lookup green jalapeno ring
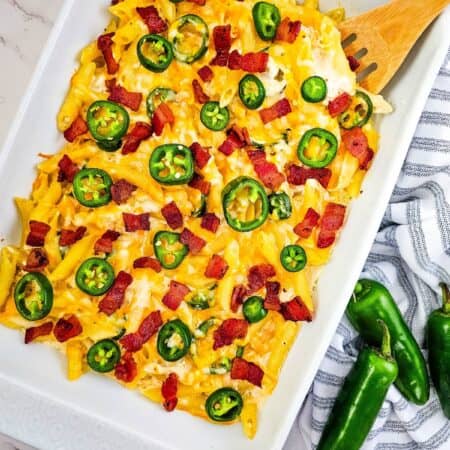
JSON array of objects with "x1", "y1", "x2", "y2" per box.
[
  {"x1": 157, "y1": 319, "x2": 192, "y2": 362},
  {"x1": 200, "y1": 102, "x2": 230, "y2": 132},
  {"x1": 297, "y1": 128, "x2": 338, "y2": 169},
  {"x1": 137, "y1": 34, "x2": 174, "y2": 73},
  {"x1": 280, "y1": 245, "x2": 307, "y2": 272},
  {"x1": 153, "y1": 231, "x2": 188, "y2": 270},
  {"x1": 75, "y1": 258, "x2": 115, "y2": 296},
  {"x1": 338, "y1": 91, "x2": 373, "y2": 130},
  {"x1": 206, "y1": 388, "x2": 243, "y2": 422},
  {"x1": 87, "y1": 339, "x2": 121, "y2": 373},
  {"x1": 268, "y1": 192, "x2": 292, "y2": 220},
  {"x1": 73, "y1": 168, "x2": 113, "y2": 208},
  {"x1": 146, "y1": 87, "x2": 177, "y2": 118},
  {"x1": 243, "y1": 296, "x2": 268, "y2": 323},
  {"x1": 252, "y1": 2, "x2": 281, "y2": 41},
  {"x1": 187, "y1": 285, "x2": 216, "y2": 310},
  {"x1": 96, "y1": 139, "x2": 122, "y2": 152},
  {"x1": 14, "y1": 272, "x2": 53, "y2": 321},
  {"x1": 301, "y1": 76, "x2": 327, "y2": 103},
  {"x1": 239, "y1": 74, "x2": 266, "y2": 110}
]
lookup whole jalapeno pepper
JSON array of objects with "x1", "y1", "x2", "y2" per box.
[
  {"x1": 347, "y1": 279, "x2": 430, "y2": 405},
  {"x1": 14, "y1": 272, "x2": 53, "y2": 321},
  {"x1": 153, "y1": 231, "x2": 188, "y2": 270},
  {"x1": 301, "y1": 76, "x2": 327, "y2": 103},
  {"x1": 157, "y1": 319, "x2": 192, "y2": 361},
  {"x1": 149, "y1": 144, "x2": 194, "y2": 185},
  {"x1": 146, "y1": 87, "x2": 177, "y2": 118},
  {"x1": 137, "y1": 34, "x2": 174, "y2": 73},
  {"x1": 200, "y1": 102, "x2": 230, "y2": 132},
  {"x1": 268, "y1": 192, "x2": 292, "y2": 220},
  {"x1": 297, "y1": 128, "x2": 338, "y2": 168},
  {"x1": 75, "y1": 258, "x2": 115, "y2": 296},
  {"x1": 243, "y1": 296, "x2": 267, "y2": 323},
  {"x1": 338, "y1": 91, "x2": 373, "y2": 130},
  {"x1": 252, "y1": 2, "x2": 281, "y2": 41},
  {"x1": 87, "y1": 339, "x2": 121, "y2": 373},
  {"x1": 73, "y1": 168, "x2": 113, "y2": 208},
  {"x1": 239, "y1": 74, "x2": 266, "y2": 110},
  {"x1": 280, "y1": 245, "x2": 307, "y2": 272},
  {"x1": 317, "y1": 321, "x2": 398, "y2": 450},
  {"x1": 205, "y1": 387, "x2": 243, "y2": 422}
]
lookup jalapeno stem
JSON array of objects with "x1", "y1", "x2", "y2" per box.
[{"x1": 439, "y1": 283, "x2": 450, "y2": 314}]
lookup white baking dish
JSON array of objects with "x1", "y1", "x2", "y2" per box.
[{"x1": 0, "y1": 1, "x2": 449, "y2": 449}]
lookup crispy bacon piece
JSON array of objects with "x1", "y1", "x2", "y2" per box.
[
  {"x1": 63, "y1": 116, "x2": 88, "y2": 143},
  {"x1": 136, "y1": 6, "x2": 167, "y2": 33},
  {"x1": 198, "y1": 66, "x2": 214, "y2": 82},
  {"x1": 122, "y1": 122, "x2": 152, "y2": 155},
  {"x1": 23, "y1": 248, "x2": 49, "y2": 272},
  {"x1": 347, "y1": 55, "x2": 360, "y2": 72},
  {"x1": 54, "y1": 315, "x2": 83, "y2": 342},
  {"x1": 286, "y1": 163, "x2": 332, "y2": 189},
  {"x1": 248, "y1": 264, "x2": 276, "y2": 292},
  {"x1": 259, "y1": 98, "x2": 292, "y2": 124},
  {"x1": 280, "y1": 296, "x2": 312, "y2": 322},
  {"x1": 317, "y1": 203, "x2": 346, "y2": 248},
  {"x1": 204, "y1": 255, "x2": 228, "y2": 280},
  {"x1": 328, "y1": 92, "x2": 352, "y2": 117},
  {"x1": 152, "y1": 103, "x2": 175, "y2": 136},
  {"x1": 123, "y1": 213, "x2": 150, "y2": 232},
  {"x1": 342, "y1": 127, "x2": 374, "y2": 170},
  {"x1": 231, "y1": 357, "x2": 264, "y2": 387},
  {"x1": 133, "y1": 257, "x2": 162, "y2": 273},
  {"x1": 59, "y1": 226, "x2": 87, "y2": 246},
  {"x1": 264, "y1": 281, "x2": 281, "y2": 311},
  {"x1": 180, "y1": 228, "x2": 206, "y2": 254},
  {"x1": 162, "y1": 201, "x2": 183, "y2": 230},
  {"x1": 94, "y1": 230, "x2": 120, "y2": 254},
  {"x1": 111, "y1": 179, "x2": 137, "y2": 205},
  {"x1": 218, "y1": 124, "x2": 251, "y2": 156},
  {"x1": 192, "y1": 80, "x2": 210, "y2": 104},
  {"x1": 228, "y1": 50, "x2": 242, "y2": 70},
  {"x1": 294, "y1": 208, "x2": 320, "y2": 239},
  {"x1": 57, "y1": 154, "x2": 79, "y2": 183},
  {"x1": 97, "y1": 32, "x2": 119, "y2": 75},
  {"x1": 98, "y1": 271, "x2": 133, "y2": 315},
  {"x1": 162, "y1": 280, "x2": 190, "y2": 310},
  {"x1": 120, "y1": 310, "x2": 162, "y2": 352},
  {"x1": 188, "y1": 173, "x2": 211, "y2": 195},
  {"x1": 25, "y1": 322, "x2": 53, "y2": 344},
  {"x1": 230, "y1": 284, "x2": 247, "y2": 312},
  {"x1": 210, "y1": 25, "x2": 231, "y2": 66},
  {"x1": 187, "y1": 0, "x2": 206, "y2": 4},
  {"x1": 201, "y1": 213, "x2": 220, "y2": 233},
  {"x1": 190, "y1": 142, "x2": 211, "y2": 169},
  {"x1": 228, "y1": 51, "x2": 269, "y2": 73},
  {"x1": 26, "y1": 221, "x2": 50, "y2": 247},
  {"x1": 213, "y1": 319, "x2": 248, "y2": 350},
  {"x1": 115, "y1": 352, "x2": 138, "y2": 383},
  {"x1": 106, "y1": 79, "x2": 142, "y2": 112},
  {"x1": 276, "y1": 18, "x2": 301, "y2": 43},
  {"x1": 162, "y1": 373, "x2": 179, "y2": 412},
  {"x1": 246, "y1": 148, "x2": 285, "y2": 190}
]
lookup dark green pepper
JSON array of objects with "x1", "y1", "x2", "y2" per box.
[
  {"x1": 205, "y1": 387, "x2": 243, "y2": 422},
  {"x1": 301, "y1": 76, "x2": 327, "y2": 103},
  {"x1": 268, "y1": 192, "x2": 292, "y2": 220},
  {"x1": 73, "y1": 168, "x2": 113, "y2": 208},
  {"x1": 146, "y1": 87, "x2": 177, "y2": 118},
  {"x1": 149, "y1": 144, "x2": 194, "y2": 185},
  {"x1": 137, "y1": 34, "x2": 173, "y2": 73},
  {"x1": 243, "y1": 296, "x2": 267, "y2": 323},
  {"x1": 153, "y1": 231, "x2": 188, "y2": 270},
  {"x1": 75, "y1": 258, "x2": 115, "y2": 296},
  {"x1": 280, "y1": 245, "x2": 307, "y2": 272},
  {"x1": 338, "y1": 91, "x2": 373, "y2": 129},
  {"x1": 209, "y1": 357, "x2": 232, "y2": 375},
  {"x1": 200, "y1": 102, "x2": 230, "y2": 131},
  {"x1": 87, "y1": 339, "x2": 121, "y2": 373},
  {"x1": 347, "y1": 279, "x2": 430, "y2": 405},
  {"x1": 14, "y1": 272, "x2": 53, "y2": 321},
  {"x1": 252, "y1": 2, "x2": 281, "y2": 41},
  {"x1": 157, "y1": 319, "x2": 192, "y2": 361},
  {"x1": 239, "y1": 74, "x2": 266, "y2": 110},
  {"x1": 297, "y1": 128, "x2": 338, "y2": 168}
]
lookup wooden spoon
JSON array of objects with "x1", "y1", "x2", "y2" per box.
[{"x1": 339, "y1": 0, "x2": 450, "y2": 93}]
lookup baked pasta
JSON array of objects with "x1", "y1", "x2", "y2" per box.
[{"x1": 0, "y1": 0, "x2": 390, "y2": 438}]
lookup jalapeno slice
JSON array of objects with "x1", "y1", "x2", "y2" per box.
[
  {"x1": 338, "y1": 90, "x2": 373, "y2": 129},
  {"x1": 146, "y1": 87, "x2": 177, "y2": 117},
  {"x1": 186, "y1": 285, "x2": 216, "y2": 310},
  {"x1": 195, "y1": 317, "x2": 217, "y2": 338},
  {"x1": 137, "y1": 34, "x2": 173, "y2": 73},
  {"x1": 87, "y1": 339, "x2": 121, "y2": 373},
  {"x1": 301, "y1": 76, "x2": 327, "y2": 103},
  {"x1": 222, "y1": 176, "x2": 269, "y2": 232},
  {"x1": 280, "y1": 245, "x2": 307, "y2": 272},
  {"x1": 14, "y1": 273, "x2": 53, "y2": 321},
  {"x1": 200, "y1": 102, "x2": 230, "y2": 132},
  {"x1": 268, "y1": 192, "x2": 292, "y2": 220},
  {"x1": 149, "y1": 144, "x2": 194, "y2": 185},
  {"x1": 73, "y1": 168, "x2": 113, "y2": 208},
  {"x1": 206, "y1": 388, "x2": 243, "y2": 422},
  {"x1": 75, "y1": 258, "x2": 115, "y2": 296},
  {"x1": 252, "y1": 2, "x2": 281, "y2": 41},
  {"x1": 191, "y1": 193, "x2": 207, "y2": 218},
  {"x1": 153, "y1": 231, "x2": 188, "y2": 270},
  {"x1": 239, "y1": 74, "x2": 266, "y2": 110},
  {"x1": 157, "y1": 319, "x2": 192, "y2": 361},
  {"x1": 243, "y1": 296, "x2": 268, "y2": 323},
  {"x1": 297, "y1": 128, "x2": 338, "y2": 168},
  {"x1": 168, "y1": 14, "x2": 209, "y2": 64}
]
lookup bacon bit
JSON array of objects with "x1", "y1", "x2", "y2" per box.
[
  {"x1": 23, "y1": 248, "x2": 49, "y2": 272},
  {"x1": 120, "y1": 310, "x2": 162, "y2": 352},
  {"x1": 342, "y1": 128, "x2": 374, "y2": 170},
  {"x1": 227, "y1": 51, "x2": 269, "y2": 72},
  {"x1": 188, "y1": 173, "x2": 211, "y2": 195},
  {"x1": 115, "y1": 352, "x2": 138, "y2": 383},
  {"x1": 201, "y1": 213, "x2": 220, "y2": 233},
  {"x1": 57, "y1": 154, "x2": 79, "y2": 183},
  {"x1": 162, "y1": 280, "x2": 190, "y2": 310},
  {"x1": 248, "y1": 264, "x2": 276, "y2": 292},
  {"x1": 162, "y1": 201, "x2": 183, "y2": 230},
  {"x1": 198, "y1": 66, "x2": 214, "y2": 82},
  {"x1": 281, "y1": 296, "x2": 312, "y2": 322},
  {"x1": 106, "y1": 79, "x2": 142, "y2": 112},
  {"x1": 94, "y1": 230, "x2": 120, "y2": 254},
  {"x1": 317, "y1": 203, "x2": 346, "y2": 248},
  {"x1": 190, "y1": 142, "x2": 211, "y2": 169},
  {"x1": 246, "y1": 148, "x2": 285, "y2": 190},
  {"x1": 54, "y1": 315, "x2": 83, "y2": 342},
  {"x1": 97, "y1": 32, "x2": 119, "y2": 75},
  {"x1": 192, "y1": 79, "x2": 210, "y2": 104},
  {"x1": 63, "y1": 116, "x2": 88, "y2": 143},
  {"x1": 286, "y1": 163, "x2": 332, "y2": 189},
  {"x1": 133, "y1": 257, "x2": 162, "y2": 273},
  {"x1": 328, "y1": 92, "x2": 352, "y2": 117},
  {"x1": 136, "y1": 6, "x2": 167, "y2": 33},
  {"x1": 204, "y1": 254, "x2": 228, "y2": 280},
  {"x1": 187, "y1": 0, "x2": 206, "y2": 4},
  {"x1": 294, "y1": 208, "x2": 320, "y2": 239},
  {"x1": 218, "y1": 124, "x2": 251, "y2": 156},
  {"x1": 230, "y1": 284, "x2": 247, "y2": 312},
  {"x1": 122, "y1": 122, "x2": 152, "y2": 155},
  {"x1": 26, "y1": 221, "x2": 50, "y2": 247},
  {"x1": 264, "y1": 281, "x2": 281, "y2": 311},
  {"x1": 276, "y1": 18, "x2": 301, "y2": 43},
  {"x1": 98, "y1": 271, "x2": 133, "y2": 315},
  {"x1": 228, "y1": 50, "x2": 242, "y2": 70},
  {"x1": 180, "y1": 228, "x2": 206, "y2": 254},
  {"x1": 123, "y1": 213, "x2": 150, "y2": 232},
  {"x1": 59, "y1": 226, "x2": 87, "y2": 247},
  {"x1": 152, "y1": 103, "x2": 175, "y2": 136},
  {"x1": 162, "y1": 373, "x2": 179, "y2": 412},
  {"x1": 210, "y1": 25, "x2": 231, "y2": 66},
  {"x1": 111, "y1": 179, "x2": 137, "y2": 205},
  {"x1": 259, "y1": 98, "x2": 292, "y2": 124},
  {"x1": 213, "y1": 319, "x2": 248, "y2": 350},
  {"x1": 24, "y1": 322, "x2": 53, "y2": 344},
  {"x1": 347, "y1": 55, "x2": 360, "y2": 72},
  {"x1": 231, "y1": 357, "x2": 264, "y2": 387}
]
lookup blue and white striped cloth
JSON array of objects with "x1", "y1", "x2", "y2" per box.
[{"x1": 285, "y1": 46, "x2": 450, "y2": 449}]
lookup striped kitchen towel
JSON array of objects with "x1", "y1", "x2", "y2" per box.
[{"x1": 285, "y1": 46, "x2": 450, "y2": 450}]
